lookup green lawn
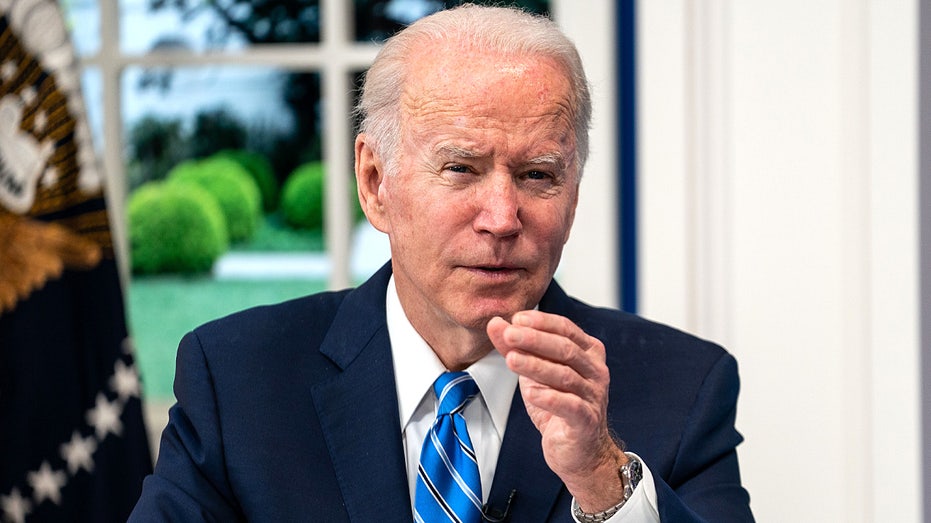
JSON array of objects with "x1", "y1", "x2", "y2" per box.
[
  {"x1": 129, "y1": 276, "x2": 327, "y2": 400},
  {"x1": 128, "y1": 276, "x2": 326, "y2": 400},
  {"x1": 127, "y1": 212, "x2": 358, "y2": 400}
]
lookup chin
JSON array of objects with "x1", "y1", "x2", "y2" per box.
[{"x1": 456, "y1": 299, "x2": 528, "y2": 328}]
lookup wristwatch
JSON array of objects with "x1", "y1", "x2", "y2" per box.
[{"x1": 572, "y1": 453, "x2": 643, "y2": 522}]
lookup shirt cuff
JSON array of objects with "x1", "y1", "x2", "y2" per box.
[{"x1": 570, "y1": 452, "x2": 660, "y2": 523}]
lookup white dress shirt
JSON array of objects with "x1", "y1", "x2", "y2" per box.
[{"x1": 385, "y1": 276, "x2": 659, "y2": 521}]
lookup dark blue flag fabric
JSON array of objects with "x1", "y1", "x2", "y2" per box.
[{"x1": 0, "y1": 1, "x2": 153, "y2": 521}]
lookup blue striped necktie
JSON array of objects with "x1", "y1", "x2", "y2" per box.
[{"x1": 414, "y1": 371, "x2": 483, "y2": 523}]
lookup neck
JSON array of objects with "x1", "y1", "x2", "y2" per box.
[
  {"x1": 424, "y1": 329, "x2": 495, "y2": 371},
  {"x1": 390, "y1": 276, "x2": 502, "y2": 371}
]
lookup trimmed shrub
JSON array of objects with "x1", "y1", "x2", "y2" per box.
[
  {"x1": 168, "y1": 157, "x2": 262, "y2": 242},
  {"x1": 215, "y1": 149, "x2": 278, "y2": 212},
  {"x1": 280, "y1": 162, "x2": 367, "y2": 231},
  {"x1": 281, "y1": 162, "x2": 325, "y2": 230},
  {"x1": 128, "y1": 182, "x2": 228, "y2": 274}
]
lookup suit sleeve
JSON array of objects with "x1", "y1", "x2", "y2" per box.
[
  {"x1": 128, "y1": 330, "x2": 243, "y2": 522},
  {"x1": 653, "y1": 352, "x2": 754, "y2": 522}
]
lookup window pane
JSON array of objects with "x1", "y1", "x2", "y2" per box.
[
  {"x1": 122, "y1": 65, "x2": 319, "y2": 189},
  {"x1": 62, "y1": 0, "x2": 101, "y2": 57},
  {"x1": 80, "y1": 68, "x2": 103, "y2": 155},
  {"x1": 119, "y1": 0, "x2": 320, "y2": 54},
  {"x1": 353, "y1": 0, "x2": 550, "y2": 42},
  {"x1": 122, "y1": 66, "x2": 326, "y2": 399}
]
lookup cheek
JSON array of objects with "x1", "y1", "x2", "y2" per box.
[
  {"x1": 528, "y1": 200, "x2": 574, "y2": 235},
  {"x1": 384, "y1": 185, "x2": 447, "y2": 248}
]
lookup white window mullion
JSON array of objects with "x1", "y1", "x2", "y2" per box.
[
  {"x1": 321, "y1": 0, "x2": 354, "y2": 289},
  {"x1": 97, "y1": 1, "x2": 129, "y2": 285}
]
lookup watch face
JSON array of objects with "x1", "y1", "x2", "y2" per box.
[
  {"x1": 629, "y1": 459, "x2": 642, "y2": 478},
  {"x1": 622, "y1": 457, "x2": 643, "y2": 493}
]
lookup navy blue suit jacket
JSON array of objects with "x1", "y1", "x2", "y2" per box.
[{"x1": 130, "y1": 264, "x2": 753, "y2": 522}]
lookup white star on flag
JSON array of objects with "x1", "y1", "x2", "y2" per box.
[
  {"x1": 86, "y1": 393, "x2": 123, "y2": 440},
  {"x1": 60, "y1": 431, "x2": 97, "y2": 475},
  {"x1": 1, "y1": 488, "x2": 31, "y2": 523},
  {"x1": 27, "y1": 462, "x2": 66, "y2": 505},
  {"x1": 110, "y1": 360, "x2": 141, "y2": 402}
]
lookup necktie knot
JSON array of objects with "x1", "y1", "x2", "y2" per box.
[{"x1": 434, "y1": 371, "x2": 479, "y2": 417}]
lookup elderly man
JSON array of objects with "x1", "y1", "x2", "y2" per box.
[{"x1": 130, "y1": 5, "x2": 753, "y2": 522}]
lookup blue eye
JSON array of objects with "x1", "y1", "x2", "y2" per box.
[{"x1": 526, "y1": 171, "x2": 550, "y2": 180}]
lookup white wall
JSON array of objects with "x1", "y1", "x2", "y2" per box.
[
  {"x1": 554, "y1": 0, "x2": 619, "y2": 307},
  {"x1": 922, "y1": 2, "x2": 931, "y2": 519},
  {"x1": 637, "y1": 1, "x2": 921, "y2": 521}
]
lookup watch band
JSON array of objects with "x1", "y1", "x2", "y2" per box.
[{"x1": 572, "y1": 453, "x2": 643, "y2": 522}]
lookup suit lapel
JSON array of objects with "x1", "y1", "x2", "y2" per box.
[
  {"x1": 487, "y1": 387, "x2": 565, "y2": 522},
  {"x1": 310, "y1": 266, "x2": 413, "y2": 521}
]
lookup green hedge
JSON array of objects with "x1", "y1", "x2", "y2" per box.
[
  {"x1": 128, "y1": 182, "x2": 228, "y2": 274},
  {"x1": 168, "y1": 157, "x2": 261, "y2": 242},
  {"x1": 281, "y1": 162, "x2": 325, "y2": 230},
  {"x1": 280, "y1": 162, "x2": 366, "y2": 231},
  {"x1": 215, "y1": 149, "x2": 278, "y2": 212}
]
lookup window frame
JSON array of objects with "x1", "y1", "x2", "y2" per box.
[{"x1": 79, "y1": 0, "x2": 616, "y2": 303}]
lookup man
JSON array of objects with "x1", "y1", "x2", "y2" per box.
[{"x1": 130, "y1": 5, "x2": 753, "y2": 522}]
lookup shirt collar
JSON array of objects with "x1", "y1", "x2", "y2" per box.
[{"x1": 386, "y1": 276, "x2": 517, "y2": 438}]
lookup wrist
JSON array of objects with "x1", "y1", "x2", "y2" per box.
[
  {"x1": 572, "y1": 453, "x2": 643, "y2": 522},
  {"x1": 568, "y1": 446, "x2": 627, "y2": 512}
]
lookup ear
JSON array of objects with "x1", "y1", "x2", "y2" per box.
[{"x1": 355, "y1": 133, "x2": 390, "y2": 233}]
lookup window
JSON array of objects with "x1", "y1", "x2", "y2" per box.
[{"x1": 63, "y1": 0, "x2": 573, "y2": 410}]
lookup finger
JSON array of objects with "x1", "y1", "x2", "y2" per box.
[
  {"x1": 486, "y1": 316, "x2": 514, "y2": 356},
  {"x1": 511, "y1": 310, "x2": 601, "y2": 354},
  {"x1": 501, "y1": 315, "x2": 606, "y2": 379},
  {"x1": 506, "y1": 345, "x2": 605, "y2": 397},
  {"x1": 519, "y1": 375, "x2": 603, "y2": 428}
]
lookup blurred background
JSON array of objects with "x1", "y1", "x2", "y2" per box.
[{"x1": 10, "y1": 0, "x2": 929, "y2": 521}]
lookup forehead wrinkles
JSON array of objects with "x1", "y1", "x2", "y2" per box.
[
  {"x1": 399, "y1": 95, "x2": 577, "y2": 173},
  {"x1": 397, "y1": 50, "x2": 578, "y2": 166},
  {"x1": 402, "y1": 47, "x2": 575, "y2": 113},
  {"x1": 400, "y1": 78, "x2": 575, "y2": 134}
]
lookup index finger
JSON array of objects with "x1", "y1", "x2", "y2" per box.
[
  {"x1": 510, "y1": 310, "x2": 601, "y2": 353},
  {"x1": 487, "y1": 311, "x2": 606, "y2": 381}
]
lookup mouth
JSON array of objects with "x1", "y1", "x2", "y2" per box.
[{"x1": 465, "y1": 264, "x2": 524, "y2": 276}]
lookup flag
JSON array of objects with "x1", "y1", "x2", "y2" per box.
[{"x1": 0, "y1": 1, "x2": 153, "y2": 521}]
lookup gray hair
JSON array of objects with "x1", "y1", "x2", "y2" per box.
[{"x1": 355, "y1": 4, "x2": 592, "y2": 177}]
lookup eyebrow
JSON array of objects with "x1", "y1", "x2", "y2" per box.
[
  {"x1": 525, "y1": 152, "x2": 566, "y2": 168},
  {"x1": 434, "y1": 145, "x2": 567, "y2": 169},
  {"x1": 434, "y1": 144, "x2": 483, "y2": 159}
]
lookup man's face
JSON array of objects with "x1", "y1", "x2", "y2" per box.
[{"x1": 362, "y1": 46, "x2": 580, "y2": 337}]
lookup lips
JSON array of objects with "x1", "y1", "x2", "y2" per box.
[
  {"x1": 462, "y1": 265, "x2": 525, "y2": 279},
  {"x1": 463, "y1": 261, "x2": 522, "y2": 271}
]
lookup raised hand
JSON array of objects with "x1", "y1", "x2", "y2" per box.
[{"x1": 487, "y1": 311, "x2": 629, "y2": 512}]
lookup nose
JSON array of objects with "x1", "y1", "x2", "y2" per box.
[{"x1": 473, "y1": 174, "x2": 522, "y2": 237}]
